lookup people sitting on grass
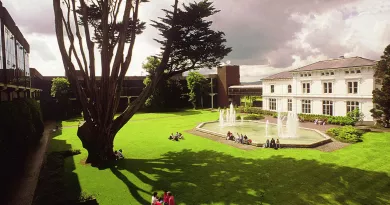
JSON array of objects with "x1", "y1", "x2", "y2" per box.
[
  {"x1": 276, "y1": 139, "x2": 280, "y2": 149},
  {"x1": 270, "y1": 138, "x2": 276, "y2": 148},
  {"x1": 115, "y1": 149, "x2": 124, "y2": 160},
  {"x1": 226, "y1": 131, "x2": 235, "y2": 141},
  {"x1": 151, "y1": 192, "x2": 160, "y2": 205},
  {"x1": 264, "y1": 139, "x2": 270, "y2": 148},
  {"x1": 163, "y1": 191, "x2": 169, "y2": 205},
  {"x1": 178, "y1": 133, "x2": 184, "y2": 139},
  {"x1": 168, "y1": 191, "x2": 175, "y2": 205},
  {"x1": 168, "y1": 132, "x2": 184, "y2": 141}
]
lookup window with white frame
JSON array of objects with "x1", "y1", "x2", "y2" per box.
[
  {"x1": 346, "y1": 101, "x2": 359, "y2": 113},
  {"x1": 288, "y1": 85, "x2": 292, "y2": 93},
  {"x1": 302, "y1": 83, "x2": 310, "y2": 93},
  {"x1": 302, "y1": 100, "x2": 311, "y2": 113},
  {"x1": 269, "y1": 98, "x2": 276, "y2": 110},
  {"x1": 323, "y1": 82, "x2": 333, "y2": 93},
  {"x1": 288, "y1": 99, "x2": 292, "y2": 111},
  {"x1": 347, "y1": 81, "x2": 358, "y2": 94},
  {"x1": 322, "y1": 100, "x2": 333, "y2": 115},
  {"x1": 270, "y1": 85, "x2": 274, "y2": 93}
]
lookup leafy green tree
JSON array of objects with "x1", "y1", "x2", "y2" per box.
[
  {"x1": 187, "y1": 71, "x2": 209, "y2": 109},
  {"x1": 53, "y1": 0, "x2": 231, "y2": 166},
  {"x1": 371, "y1": 45, "x2": 390, "y2": 127},
  {"x1": 142, "y1": 56, "x2": 187, "y2": 111},
  {"x1": 347, "y1": 108, "x2": 364, "y2": 125},
  {"x1": 51, "y1": 78, "x2": 72, "y2": 118}
]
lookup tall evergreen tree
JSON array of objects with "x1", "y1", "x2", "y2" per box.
[{"x1": 371, "y1": 45, "x2": 390, "y2": 127}]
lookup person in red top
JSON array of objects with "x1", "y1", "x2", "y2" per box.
[
  {"x1": 167, "y1": 191, "x2": 175, "y2": 205},
  {"x1": 163, "y1": 191, "x2": 169, "y2": 205}
]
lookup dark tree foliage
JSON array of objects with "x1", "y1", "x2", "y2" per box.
[
  {"x1": 371, "y1": 45, "x2": 390, "y2": 127},
  {"x1": 142, "y1": 56, "x2": 188, "y2": 111},
  {"x1": 151, "y1": 0, "x2": 232, "y2": 77},
  {"x1": 76, "y1": 1, "x2": 146, "y2": 50}
]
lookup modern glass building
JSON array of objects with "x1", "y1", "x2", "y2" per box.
[{"x1": 0, "y1": 1, "x2": 40, "y2": 101}]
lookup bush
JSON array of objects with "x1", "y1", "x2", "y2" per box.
[
  {"x1": 326, "y1": 126, "x2": 364, "y2": 143},
  {"x1": 236, "y1": 106, "x2": 358, "y2": 126},
  {"x1": 0, "y1": 98, "x2": 44, "y2": 155},
  {"x1": 243, "y1": 114, "x2": 264, "y2": 120}
]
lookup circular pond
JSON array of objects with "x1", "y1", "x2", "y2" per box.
[{"x1": 196, "y1": 121, "x2": 331, "y2": 147}]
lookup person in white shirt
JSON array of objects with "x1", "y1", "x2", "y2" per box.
[{"x1": 151, "y1": 192, "x2": 158, "y2": 205}]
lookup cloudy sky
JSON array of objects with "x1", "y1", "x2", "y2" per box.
[{"x1": 2, "y1": 0, "x2": 390, "y2": 82}]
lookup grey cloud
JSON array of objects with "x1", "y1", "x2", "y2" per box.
[
  {"x1": 207, "y1": 0, "x2": 359, "y2": 66},
  {"x1": 30, "y1": 39, "x2": 57, "y2": 61},
  {"x1": 2, "y1": 0, "x2": 54, "y2": 34}
]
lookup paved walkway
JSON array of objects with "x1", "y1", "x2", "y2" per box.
[{"x1": 6, "y1": 121, "x2": 56, "y2": 205}]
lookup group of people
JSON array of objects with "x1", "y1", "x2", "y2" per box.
[
  {"x1": 151, "y1": 191, "x2": 175, "y2": 205},
  {"x1": 264, "y1": 138, "x2": 280, "y2": 149},
  {"x1": 226, "y1": 131, "x2": 252, "y2": 145},
  {"x1": 168, "y1": 132, "x2": 184, "y2": 141},
  {"x1": 314, "y1": 119, "x2": 327, "y2": 125},
  {"x1": 114, "y1": 149, "x2": 124, "y2": 160}
]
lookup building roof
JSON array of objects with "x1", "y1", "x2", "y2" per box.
[
  {"x1": 229, "y1": 85, "x2": 262, "y2": 89},
  {"x1": 262, "y1": 71, "x2": 293, "y2": 80},
  {"x1": 293, "y1": 56, "x2": 376, "y2": 72}
]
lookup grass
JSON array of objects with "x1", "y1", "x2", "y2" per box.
[{"x1": 50, "y1": 110, "x2": 390, "y2": 205}]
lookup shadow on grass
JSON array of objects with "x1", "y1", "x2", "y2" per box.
[
  {"x1": 112, "y1": 149, "x2": 390, "y2": 205},
  {"x1": 33, "y1": 122, "x2": 88, "y2": 205}
]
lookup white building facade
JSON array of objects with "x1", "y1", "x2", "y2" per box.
[{"x1": 262, "y1": 57, "x2": 378, "y2": 122}]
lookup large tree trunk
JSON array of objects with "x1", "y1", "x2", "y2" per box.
[{"x1": 77, "y1": 121, "x2": 117, "y2": 167}]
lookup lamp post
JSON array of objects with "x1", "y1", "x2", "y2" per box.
[{"x1": 209, "y1": 78, "x2": 217, "y2": 109}]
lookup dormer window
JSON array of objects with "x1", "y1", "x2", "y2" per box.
[
  {"x1": 351, "y1": 70, "x2": 355, "y2": 74},
  {"x1": 330, "y1": 72, "x2": 334, "y2": 75},
  {"x1": 345, "y1": 71, "x2": 349, "y2": 74},
  {"x1": 356, "y1": 70, "x2": 361, "y2": 73}
]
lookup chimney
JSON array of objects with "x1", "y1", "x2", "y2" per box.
[{"x1": 339, "y1": 55, "x2": 344, "y2": 58}]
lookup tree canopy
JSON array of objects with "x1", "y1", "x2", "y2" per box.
[
  {"x1": 371, "y1": 44, "x2": 390, "y2": 127},
  {"x1": 53, "y1": 0, "x2": 231, "y2": 166},
  {"x1": 51, "y1": 77, "x2": 71, "y2": 100},
  {"x1": 187, "y1": 71, "x2": 209, "y2": 109}
]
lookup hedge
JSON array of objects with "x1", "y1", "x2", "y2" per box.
[
  {"x1": 236, "y1": 106, "x2": 357, "y2": 126},
  {"x1": 0, "y1": 98, "x2": 44, "y2": 156},
  {"x1": 326, "y1": 126, "x2": 364, "y2": 143}
]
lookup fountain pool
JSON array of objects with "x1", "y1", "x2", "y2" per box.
[{"x1": 197, "y1": 121, "x2": 330, "y2": 147}]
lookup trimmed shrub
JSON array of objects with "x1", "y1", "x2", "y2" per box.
[
  {"x1": 243, "y1": 114, "x2": 264, "y2": 120},
  {"x1": 0, "y1": 98, "x2": 44, "y2": 155},
  {"x1": 326, "y1": 126, "x2": 364, "y2": 143},
  {"x1": 236, "y1": 106, "x2": 358, "y2": 126}
]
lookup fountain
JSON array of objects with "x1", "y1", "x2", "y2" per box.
[
  {"x1": 219, "y1": 109, "x2": 224, "y2": 127},
  {"x1": 286, "y1": 112, "x2": 299, "y2": 138},
  {"x1": 199, "y1": 101, "x2": 328, "y2": 146},
  {"x1": 218, "y1": 103, "x2": 236, "y2": 126},
  {"x1": 241, "y1": 116, "x2": 244, "y2": 124},
  {"x1": 277, "y1": 110, "x2": 299, "y2": 139}
]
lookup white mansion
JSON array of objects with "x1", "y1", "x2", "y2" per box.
[{"x1": 262, "y1": 56, "x2": 379, "y2": 122}]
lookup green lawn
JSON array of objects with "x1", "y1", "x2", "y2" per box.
[{"x1": 51, "y1": 110, "x2": 390, "y2": 205}]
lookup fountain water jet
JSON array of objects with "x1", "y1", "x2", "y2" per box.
[{"x1": 219, "y1": 103, "x2": 236, "y2": 126}]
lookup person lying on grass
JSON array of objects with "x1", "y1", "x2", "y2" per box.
[{"x1": 114, "y1": 149, "x2": 124, "y2": 160}]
